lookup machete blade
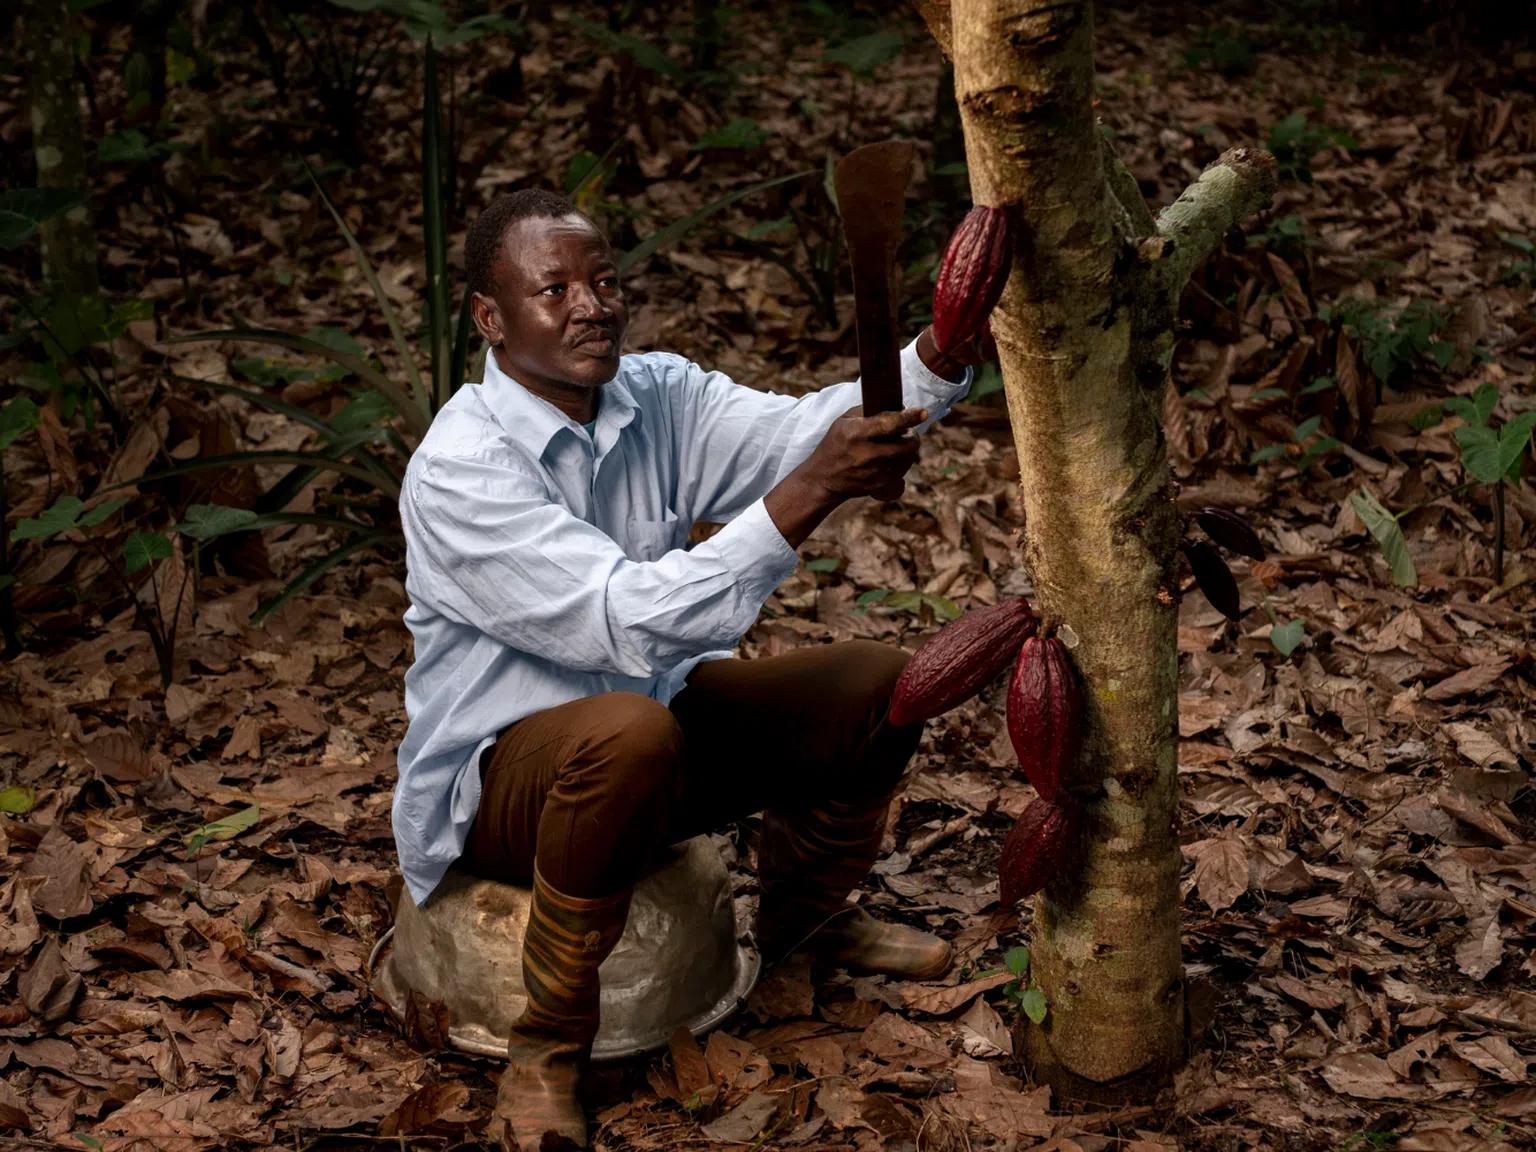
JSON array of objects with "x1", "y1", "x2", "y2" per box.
[{"x1": 834, "y1": 140, "x2": 915, "y2": 417}]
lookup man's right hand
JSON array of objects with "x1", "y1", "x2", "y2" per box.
[{"x1": 764, "y1": 405, "x2": 928, "y2": 548}]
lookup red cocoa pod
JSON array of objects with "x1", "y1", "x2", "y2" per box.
[
  {"x1": 998, "y1": 795, "x2": 1082, "y2": 907},
  {"x1": 889, "y1": 597, "x2": 1038, "y2": 727},
  {"x1": 932, "y1": 204, "x2": 1014, "y2": 356},
  {"x1": 1195, "y1": 506, "x2": 1267, "y2": 560},
  {"x1": 1005, "y1": 632, "x2": 1084, "y2": 801},
  {"x1": 1184, "y1": 539, "x2": 1241, "y2": 620}
]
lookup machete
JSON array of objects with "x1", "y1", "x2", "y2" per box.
[{"x1": 834, "y1": 140, "x2": 915, "y2": 417}]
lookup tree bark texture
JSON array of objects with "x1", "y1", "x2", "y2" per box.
[
  {"x1": 24, "y1": 0, "x2": 98, "y2": 295},
  {"x1": 940, "y1": 0, "x2": 1275, "y2": 1097}
]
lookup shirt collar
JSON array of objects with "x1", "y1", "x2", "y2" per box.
[{"x1": 478, "y1": 348, "x2": 641, "y2": 457}]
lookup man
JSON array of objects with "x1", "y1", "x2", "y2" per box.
[{"x1": 395, "y1": 187, "x2": 981, "y2": 1150}]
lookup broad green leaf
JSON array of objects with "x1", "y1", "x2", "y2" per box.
[
  {"x1": 1250, "y1": 387, "x2": 1287, "y2": 401},
  {"x1": 78, "y1": 497, "x2": 129, "y2": 528},
  {"x1": 1497, "y1": 412, "x2": 1536, "y2": 481},
  {"x1": 0, "y1": 397, "x2": 40, "y2": 450},
  {"x1": 855, "y1": 588, "x2": 889, "y2": 607},
  {"x1": 1020, "y1": 987, "x2": 1048, "y2": 1024},
  {"x1": 1250, "y1": 444, "x2": 1289, "y2": 464},
  {"x1": 619, "y1": 171, "x2": 813, "y2": 277},
  {"x1": 124, "y1": 531, "x2": 173, "y2": 573},
  {"x1": 1467, "y1": 376, "x2": 1505, "y2": 421},
  {"x1": 881, "y1": 591, "x2": 925, "y2": 613},
  {"x1": 11, "y1": 495, "x2": 83, "y2": 541},
  {"x1": 1293, "y1": 415, "x2": 1323, "y2": 442},
  {"x1": 184, "y1": 803, "x2": 260, "y2": 854},
  {"x1": 330, "y1": 390, "x2": 395, "y2": 433},
  {"x1": 804, "y1": 556, "x2": 840, "y2": 573},
  {"x1": 0, "y1": 785, "x2": 36, "y2": 815},
  {"x1": 1004, "y1": 945, "x2": 1030, "y2": 977},
  {"x1": 179, "y1": 504, "x2": 259, "y2": 540},
  {"x1": 1455, "y1": 425, "x2": 1503, "y2": 484},
  {"x1": 0, "y1": 188, "x2": 85, "y2": 250},
  {"x1": 1350, "y1": 488, "x2": 1418, "y2": 588},
  {"x1": 1270, "y1": 618, "x2": 1305, "y2": 656},
  {"x1": 1301, "y1": 375, "x2": 1336, "y2": 395},
  {"x1": 924, "y1": 593, "x2": 962, "y2": 621}
]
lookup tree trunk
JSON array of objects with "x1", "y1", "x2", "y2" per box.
[
  {"x1": 23, "y1": 0, "x2": 98, "y2": 295},
  {"x1": 927, "y1": 0, "x2": 1276, "y2": 1100}
]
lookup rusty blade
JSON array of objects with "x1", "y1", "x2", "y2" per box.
[{"x1": 835, "y1": 140, "x2": 915, "y2": 417}]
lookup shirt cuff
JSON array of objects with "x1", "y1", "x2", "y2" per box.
[
  {"x1": 900, "y1": 338, "x2": 972, "y2": 436},
  {"x1": 706, "y1": 497, "x2": 800, "y2": 604}
]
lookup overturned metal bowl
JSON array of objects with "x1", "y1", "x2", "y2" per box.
[{"x1": 369, "y1": 836, "x2": 759, "y2": 1061}]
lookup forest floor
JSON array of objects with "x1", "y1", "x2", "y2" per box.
[{"x1": 1, "y1": 2, "x2": 1534, "y2": 1150}]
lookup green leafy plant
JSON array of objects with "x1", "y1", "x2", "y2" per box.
[
  {"x1": 5, "y1": 290, "x2": 153, "y2": 439},
  {"x1": 1261, "y1": 602, "x2": 1307, "y2": 657},
  {"x1": 853, "y1": 588, "x2": 961, "y2": 622},
  {"x1": 1320, "y1": 296, "x2": 1453, "y2": 389},
  {"x1": 1253, "y1": 214, "x2": 1312, "y2": 260},
  {"x1": 997, "y1": 945, "x2": 1048, "y2": 1023},
  {"x1": 1250, "y1": 414, "x2": 1341, "y2": 474},
  {"x1": 1445, "y1": 383, "x2": 1536, "y2": 583},
  {"x1": 1266, "y1": 109, "x2": 1356, "y2": 184}
]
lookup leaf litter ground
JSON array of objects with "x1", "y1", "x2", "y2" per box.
[{"x1": 0, "y1": 4, "x2": 1533, "y2": 1151}]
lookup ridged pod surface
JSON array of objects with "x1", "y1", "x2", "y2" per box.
[
  {"x1": 1184, "y1": 539, "x2": 1241, "y2": 621},
  {"x1": 1005, "y1": 633, "x2": 1084, "y2": 801},
  {"x1": 932, "y1": 205, "x2": 1014, "y2": 355},
  {"x1": 998, "y1": 796, "x2": 1082, "y2": 907},
  {"x1": 1195, "y1": 507, "x2": 1267, "y2": 560},
  {"x1": 889, "y1": 597, "x2": 1037, "y2": 727}
]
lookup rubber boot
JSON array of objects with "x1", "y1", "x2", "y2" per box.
[
  {"x1": 487, "y1": 867, "x2": 631, "y2": 1151},
  {"x1": 755, "y1": 795, "x2": 952, "y2": 982}
]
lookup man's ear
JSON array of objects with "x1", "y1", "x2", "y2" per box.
[{"x1": 470, "y1": 292, "x2": 502, "y2": 346}]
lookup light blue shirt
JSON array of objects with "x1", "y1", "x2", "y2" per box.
[{"x1": 394, "y1": 338, "x2": 972, "y2": 905}]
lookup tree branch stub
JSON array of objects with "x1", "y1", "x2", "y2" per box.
[{"x1": 1155, "y1": 146, "x2": 1279, "y2": 300}]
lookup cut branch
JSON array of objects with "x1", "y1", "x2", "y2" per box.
[{"x1": 1155, "y1": 146, "x2": 1278, "y2": 297}]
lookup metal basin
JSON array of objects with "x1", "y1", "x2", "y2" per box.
[{"x1": 369, "y1": 836, "x2": 759, "y2": 1061}]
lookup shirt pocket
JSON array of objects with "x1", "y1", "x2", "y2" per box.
[{"x1": 623, "y1": 509, "x2": 683, "y2": 562}]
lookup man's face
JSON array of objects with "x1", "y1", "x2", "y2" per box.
[{"x1": 471, "y1": 213, "x2": 628, "y2": 397}]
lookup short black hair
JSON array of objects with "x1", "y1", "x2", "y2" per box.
[{"x1": 465, "y1": 188, "x2": 582, "y2": 297}]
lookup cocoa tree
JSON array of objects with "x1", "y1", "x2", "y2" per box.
[{"x1": 916, "y1": 0, "x2": 1276, "y2": 1097}]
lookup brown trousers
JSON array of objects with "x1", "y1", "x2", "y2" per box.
[{"x1": 463, "y1": 640, "x2": 922, "y2": 898}]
